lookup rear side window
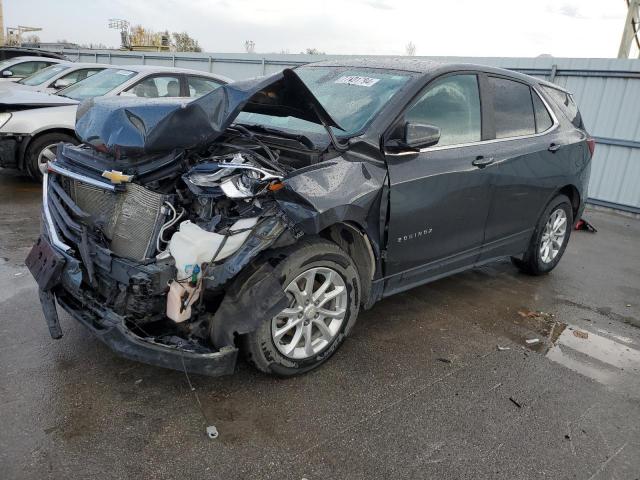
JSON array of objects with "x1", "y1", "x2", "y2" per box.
[
  {"x1": 541, "y1": 86, "x2": 583, "y2": 128},
  {"x1": 405, "y1": 74, "x2": 481, "y2": 146},
  {"x1": 532, "y1": 90, "x2": 553, "y2": 133},
  {"x1": 489, "y1": 77, "x2": 536, "y2": 139}
]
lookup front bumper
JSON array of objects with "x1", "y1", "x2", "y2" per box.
[
  {"x1": 56, "y1": 291, "x2": 238, "y2": 377},
  {"x1": 0, "y1": 136, "x2": 18, "y2": 168},
  {"x1": 27, "y1": 235, "x2": 239, "y2": 378}
]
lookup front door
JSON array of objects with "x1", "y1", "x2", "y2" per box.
[{"x1": 383, "y1": 73, "x2": 495, "y2": 295}]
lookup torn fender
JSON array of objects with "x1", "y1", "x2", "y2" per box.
[
  {"x1": 275, "y1": 155, "x2": 388, "y2": 252},
  {"x1": 208, "y1": 261, "x2": 288, "y2": 349}
]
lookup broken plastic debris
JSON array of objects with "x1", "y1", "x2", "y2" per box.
[
  {"x1": 206, "y1": 425, "x2": 219, "y2": 439},
  {"x1": 497, "y1": 345, "x2": 511, "y2": 351},
  {"x1": 525, "y1": 338, "x2": 540, "y2": 345},
  {"x1": 509, "y1": 397, "x2": 522, "y2": 408},
  {"x1": 517, "y1": 310, "x2": 554, "y2": 320}
]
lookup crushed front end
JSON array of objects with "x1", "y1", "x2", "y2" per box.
[
  {"x1": 26, "y1": 68, "x2": 388, "y2": 376},
  {"x1": 28, "y1": 137, "x2": 299, "y2": 376}
]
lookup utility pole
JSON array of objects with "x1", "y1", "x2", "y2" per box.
[
  {"x1": 618, "y1": 0, "x2": 640, "y2": 58},
  {"x1": 0, "y1": 0, "x2": 4, "y2": 46}
]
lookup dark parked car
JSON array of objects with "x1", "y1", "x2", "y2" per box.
[
  {"x1": 0, "y1": 47, "x2": 67, "y2": 61},
  {"x1": 27, "y1": 59, "x2": 593, "y2": 377}
]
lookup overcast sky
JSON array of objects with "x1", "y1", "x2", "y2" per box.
[{"x1": 5, "y1": 0, "x2": 631, "y2": 57}]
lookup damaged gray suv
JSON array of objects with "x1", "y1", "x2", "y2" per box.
[{"x1": 27, "y1": 59, "x2": 593, "y2": 377}]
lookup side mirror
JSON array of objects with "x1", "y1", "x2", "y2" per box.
[
  {"x1": 403, "y1": 122, "x2": 441, "y2": 149},
  {"x1": 53, "y1": 78, "x2": 73, "y2": 89},
  {"x1": 386, "y1": 122, "x2": 441, "y2": 152},
  {"x1": 2, "y1": 70, "x2": 13, "y2": 78}
]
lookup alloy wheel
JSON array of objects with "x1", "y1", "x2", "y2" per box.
[
  {"x1": 37, "y1": 144, "x2": 58, "y2": 174},
  {"x1": 539, "y1": 208, "x2": 567, "y2": 263},
  {"x1": 271, "y1": 267, "x2": 348, "y2": 360}
]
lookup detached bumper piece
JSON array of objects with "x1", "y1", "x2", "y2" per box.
[{"x1": 56, "y1": 291, "x2": 239, "y2": 377}]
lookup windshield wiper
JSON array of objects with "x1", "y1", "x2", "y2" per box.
[{"x1": 234, "y1": 123, "x2": 317, "y2": 150}]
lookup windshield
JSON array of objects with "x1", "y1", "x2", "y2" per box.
[
  {"x1": 18, "y1": 64, "x2": 70, "y2": 85},
  {"x1": 57, "y1": 68, "x2": 137, "y2": 100},
  {"x1": 236, "y1": 66, "x2": 413, "y2": 138}
]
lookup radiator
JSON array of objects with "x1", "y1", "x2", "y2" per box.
[{"x1": 62, "y1": 178, "x2": 167, "y2": 261}]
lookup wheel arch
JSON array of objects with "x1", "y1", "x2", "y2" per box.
[
  {"x1": 557, "y1": 184, "x2": 581, "y2": 218},
  {"x1": 319, "y1": 221, "x2": 378, "y2": 309},
  {"x1": 19, "y1": 128, "x2": 78, "y2": 171}
]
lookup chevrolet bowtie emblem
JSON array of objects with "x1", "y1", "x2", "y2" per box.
[{"x1": 102, "y1": 170, "x2": 133, "y2": 184}]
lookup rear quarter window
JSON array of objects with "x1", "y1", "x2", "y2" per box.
[
  {"x1": 532, "y1": 90, "x2": 553, "y2": 133},
  {"x1": 541, "y1": 86, "x2": 583, "y2": 129}
]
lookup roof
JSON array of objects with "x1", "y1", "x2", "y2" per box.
[
  {"x1": 306, "y1": 57, "x2": 447, "y2": 74},
  {"x1": 2, "y1": 55, "x2": 65, "y2": 63},
  {"x1": 100, "y1": 64, "x2": 231, "y2": 82},
  {"x1": 304, "y1": 57, "x2": 567, "y2": 91}
]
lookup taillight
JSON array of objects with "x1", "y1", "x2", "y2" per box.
[{"x1": 586, "y1": 138, "x2": 596, "y2": 157}]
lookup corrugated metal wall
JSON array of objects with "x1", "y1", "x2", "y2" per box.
[{"x1": 51, "y1": 49, "x2": 640, "y2": 213}]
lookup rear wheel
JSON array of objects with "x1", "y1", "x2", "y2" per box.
[
  {"x1": 511, "y1": 194, "x2": 573, "y2": 275},
  {"x1": 243, "y1": 238, "x2": 360, "y2": 377},
  {"x1": 25, "y1": 132, "x2": 77, "y2": 181}
]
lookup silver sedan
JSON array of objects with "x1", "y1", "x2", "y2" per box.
[{"x1": 0, "y1": 65, "x2": 231, "y2": 179}]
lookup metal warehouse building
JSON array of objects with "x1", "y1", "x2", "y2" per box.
[{"x1": 47, "y1": 50, "x2": 640, "y2": 214}]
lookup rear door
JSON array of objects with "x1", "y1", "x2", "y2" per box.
[
  {"x1": 479, "y1": 76, "x2": 561, "y2": 260},
  {"x1": 384, "y1": 73, "x2": 497, "y2": 294}
]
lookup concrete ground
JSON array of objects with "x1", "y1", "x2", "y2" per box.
[{"x1": 1, "y1": 170, "x2": 639, "y2": 480}]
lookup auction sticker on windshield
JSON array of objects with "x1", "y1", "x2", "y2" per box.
[{"x1": 335, "y1": 75, "x2": 380, "y2": 87}]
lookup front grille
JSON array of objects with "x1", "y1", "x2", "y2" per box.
[{"x1": 54, "y1": 176, "x2": 167, "y2": 261}]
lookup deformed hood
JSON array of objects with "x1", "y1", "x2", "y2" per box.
[{"x1": 75, "y1": 69, "x2": 341, "y2": 157}]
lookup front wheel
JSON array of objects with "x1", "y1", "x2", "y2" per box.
[
  {"x1": 25, "y1": 132, "x2": 78, "y2": 181},
  {"x1": 511, "y1": 194, "x2": 573, "y2": 275},
  {"x1": 243, "y1": 238, "x2": 361, "y2": 377}
]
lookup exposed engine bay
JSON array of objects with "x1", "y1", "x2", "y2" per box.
[{"x1": 27, "y1": 68, "x2": 388, "y2": 376}]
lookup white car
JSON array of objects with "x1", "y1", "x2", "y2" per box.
[
  {"x1": 0, "y1": 56, "x2": 65, "y2": 82},
  {"x1": 0, "y1": 65, "x2": 230, "y2": 179},
  {"x1": 5, "y1": 62, "x2": 109, "y2": 93}
]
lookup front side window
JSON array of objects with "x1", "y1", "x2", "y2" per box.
[
  {"x1": 18, "y1": 64, "x2": 70, "y2": 85},
  {"x1": 490, "y1": 77, "x2": 536, "y2": 139},
  {"x1": 405, "y1": 74, "x2": 481, "y2": 147},
  {"x1": 58, "y1": 68, "x2": 137, "y2": 100},
  {"x1": 7, "y1": 61, "x2": 47, "y2": 77},
  {"x1": 187, "y1": 76, "x2": 223, "y2": 97},
  {"x1": 122, "y1": 75, "x2": 182, "y2": 98}
]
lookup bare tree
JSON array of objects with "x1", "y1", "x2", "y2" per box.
[
  {"x1": 405, "y1": 41, "x2": 416, "y2": 56},
  {"x1": 172, "y1": 32, "x2": 202, "y2": 52},
  {"x1": 304, "y1": 48, "x2": 325, "y2": 55},
  {"x1": 23, "y1": 34, "x2": 41, "y2": 44},
  {"x1": 244, "y1": 40, "x2": 256, "y2": 53}
]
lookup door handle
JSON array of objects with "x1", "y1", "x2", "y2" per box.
[
  {"x1": 548, "y1": 143, "x2": 561, "y2": 153},
  {"x1": 472, "y1": 156, "x2": 495, "y2": 168}
]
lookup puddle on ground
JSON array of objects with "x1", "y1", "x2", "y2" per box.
[{"x1": 544, "y1": 324, "x2": 640, "y2": 388}]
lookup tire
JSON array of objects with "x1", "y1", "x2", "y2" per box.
[
  {"x1": 25, "y1": 132, "x2": 77, "y2": 181},
  {"x1": 243, "y1": 238, "x2": 361, "y2": 377},
  {"x1": 511, "y1": 194, "x2": 573, "y2": 275}
]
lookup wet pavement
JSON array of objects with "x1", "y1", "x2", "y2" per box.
[{"x1": 1, "y1": 169, "x2": 639, "y2": 479}]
